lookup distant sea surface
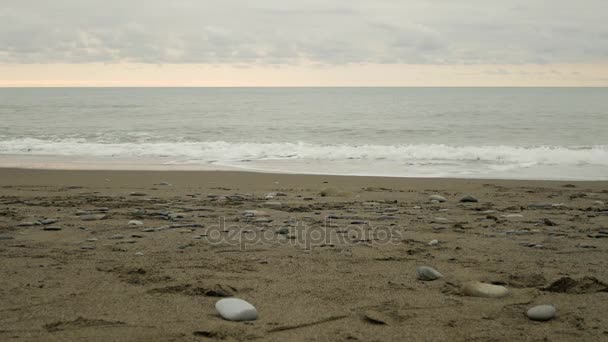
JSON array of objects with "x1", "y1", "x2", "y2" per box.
[{"x1": 1, "y1": 87, "x2": 607, "y2": 180}]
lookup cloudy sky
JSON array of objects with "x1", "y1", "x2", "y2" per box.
[{"x1": 1, "y1": 0, "x2": 607, "y2": 86}]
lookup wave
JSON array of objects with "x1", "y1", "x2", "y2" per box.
[{"x1": 1, "y1": 138, "x2": 607, "y2": 167}]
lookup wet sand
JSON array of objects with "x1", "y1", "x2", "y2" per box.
[{"x1": 1, "y1": 168, "x2": 607, "y2": 341}]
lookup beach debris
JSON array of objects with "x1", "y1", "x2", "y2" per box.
[
  {"x1": 17, "y1": 221, "x2": 39, "y2": 227},
  {"x1": 242, "y1": 210, "x2": 269, "y2": 217},
  {"x1": 128, "y1": 220, "x2": 144, "y2": 226},
  {"x1": 543, "y1": 276, "x2": 608, "y2": 294},
  {"x1": 276, "y1": 227, "x2": 290, "y2": 235},
  {"x1": 80, "y1": 214, "x2": 107, "y2": 221},
  {"x1": 526, "y1": 305, "x2": 556, "y2": 321},
  {"x1": 459, "y1": 195, "x2": 478, "y2": 203},
  {"x1": 362, "y1": 310, "x2": 391, "y2": 325},
  {"x1": 215, "y1": 298, "x2": 258, "y2": 321},
  {"x1": 76, "y1": 208, "x2": 109, "y2": 215},
  {"x1": 461, "y1": 281, "x2": 509, "y2": 298},
  {"x1": 416, "y1": 266, "x2": 443, "y2": 281},
  {"x1": 263, "y1": 201, "x2": 282, "y2": 208},
  {"x1": 429, "y1": 194, "x2": 447, "y2": 203},
  {"x1": 428, "y1": 239, "x2": 439, "y2": 246},
  {"x1": 319, "y1": 188, "x2": 349, "y2": 197}
]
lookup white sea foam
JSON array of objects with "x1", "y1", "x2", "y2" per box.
[{"x1": 1, "y1": 138, "x2": 607, "y2": 171}]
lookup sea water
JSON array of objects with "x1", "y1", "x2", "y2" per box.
[{"x1": 1, "y1": 87, "x2": 607, "y2": 180}]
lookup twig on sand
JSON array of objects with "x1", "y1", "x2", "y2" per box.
[{"x1": 267, "y1": 315, "x2": 349, "y2": 333}]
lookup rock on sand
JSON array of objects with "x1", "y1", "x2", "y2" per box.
[
  {"x1": 416, "y1": 266, "x2": 443, "y2": 281},
  {"x1": 429, "y1": 194, "x2": 447, "y2": 202},
  {"x1": 461, "y1": 281, "x2": 509, "y2": 298},
  {"x1": 526, "y1": 305, "x2": 556, "y2": 321},
  {"x1": 215, "y1": 298, "x2": 258, "y2": 321}
]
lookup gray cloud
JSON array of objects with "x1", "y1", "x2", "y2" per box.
[{"x1": 0, "y1": 0, "x2": 606, "y2": 65}]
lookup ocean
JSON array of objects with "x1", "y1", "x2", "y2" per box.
[{"x1": 0, "y1": 87, "x2": 607, "y2": 180}]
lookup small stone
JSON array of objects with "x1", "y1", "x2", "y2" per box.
[
  {"x1": 215, "y1": 298, "x2": 258, "y2": 321},
  {"x1": 276, "y1": 227, "x2": 290, "y2": 235},
  {"x1": 241, "y1": 210, "x2": 269, "y2": 217},
  {"x1": 461, "y1": 281, "x2": 509, "y2": 298},
  {"x1": 130, "y1": 192, "x2": 148, "y2": 196},
  {"x1": 86, "y1": 238, "x2": 98, "y2": 242},
  {"x1": 526, "y1": 305, "x2": 556, "y2": 321},
  {"x1": 159, "y1": 182, "x2": 171, "y2": 186},
  {"x1": 416, "y1": 266, "x2": 443, "y2": 281},
  {"x1": 39, "y1": 218, "x2": 59, "y2": 225},
  {"x1": 459, "y1": 195, "x2": 478, "y2": 203},
  {"x1": 108, "y1": 234, "x2": 124, "y2": 240},
  {"x1": 428, "y1": 239, "x2": 439, "y2": 246},
  {"x1": 80, "y1": 246, "x2": 95, "y2": 250},
  {"x1": 429, "y1": 195, "x2": 447, "y2": 203},
  {"x1": 128, "y1": 220, "x2": 144, "y2": 226},
  {"x1": 134, "y1": 252, "x2": 145, "y2": 256},
  {"x1": 42, "y1": 226, "x2": 62, "y2": 231},
  {"x1": 0, "y1": 235, "x2": 14, "y2": 240}
]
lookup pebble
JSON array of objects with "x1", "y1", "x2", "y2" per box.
[
  {"x1": 130, "y1": 192, "x2": 148, "y2": 196},
  {"x1": 108, "y1": 234, "x2": 125, "y2": 240},
  {"x1": 428, "y1": 239, "x2": 439, "y2": 246},
  {"x1": 242, "y1": 210, "x2": 269, "y2": 217},
  {"x1": 39, "y1": 218, "x2": 59, "y2": 225},
  {"x1": 134, "y1": 252, "x2": 145, "y2": 256},
  {"x1": 86, "y1": 238, "x2": 98, "y2": 242},
  {"x1": 159, "y1": 182, "x2": 171, "y2": 186},
  {"x1": 276, "y1": 227, "x2": 290, "y2": 235},
  {"x1": 461, "y1": 281, "x2": 509, "y2": 298},
  {"x1": 128, "y1": 220, "x2": 144, "y2": 226},
  {"x1": 416, "y1": 266, "x2": 443, "y2": 281},
  {"x1": 526, "y1": 305, "x2": 556, "y2": 321},
  {"x1": 459, "y1": 195, "x2": 478, "y2": 203},
  {"x1": 42, "y1": 226, "x2": 62, "y2": 231},
  {"x1": 0, "y1": 235, "x2": 14, "y2": 240},
  {"x1": 429, "y1": 194, "x2": 447, "y2": 203},
  {"x1": 215, "y1": 298, "x2": 258, "y2": 321}
]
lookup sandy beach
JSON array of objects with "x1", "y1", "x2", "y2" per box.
[{"x1": 1, "y1": 168, "x2": 607, "y2": 341}]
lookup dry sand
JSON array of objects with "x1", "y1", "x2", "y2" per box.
[{"x1": 1, "y1": 168, "x2": 607, "y2": 341}]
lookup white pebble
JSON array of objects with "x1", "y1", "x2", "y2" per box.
[
  {"x1": 428, "y1": 239, "x2": 439, "y2": 246},
  {"x1": 215, "y1": 298, "x2": 258, "y2": 321},
  {"x1": 527, "y1": 305, "x2": 556, "y2": 321},
  {"x1": 128, "y1": 220, "x2": 144, "y2": 226},
  {"x1": 461, "y1": 281, "x2": 509, "y2": 298},
  {"x1": 416, "y1": 266, "x2": 443, "y2": 281}
]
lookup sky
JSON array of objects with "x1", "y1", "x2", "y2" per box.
[{"x1": 1, "y1": 0, "x2": 607, "y2": 86}]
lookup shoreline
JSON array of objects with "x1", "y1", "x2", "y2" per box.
[{"x1": 2, "y1": 167, "x2": 608, "y2": 187}]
